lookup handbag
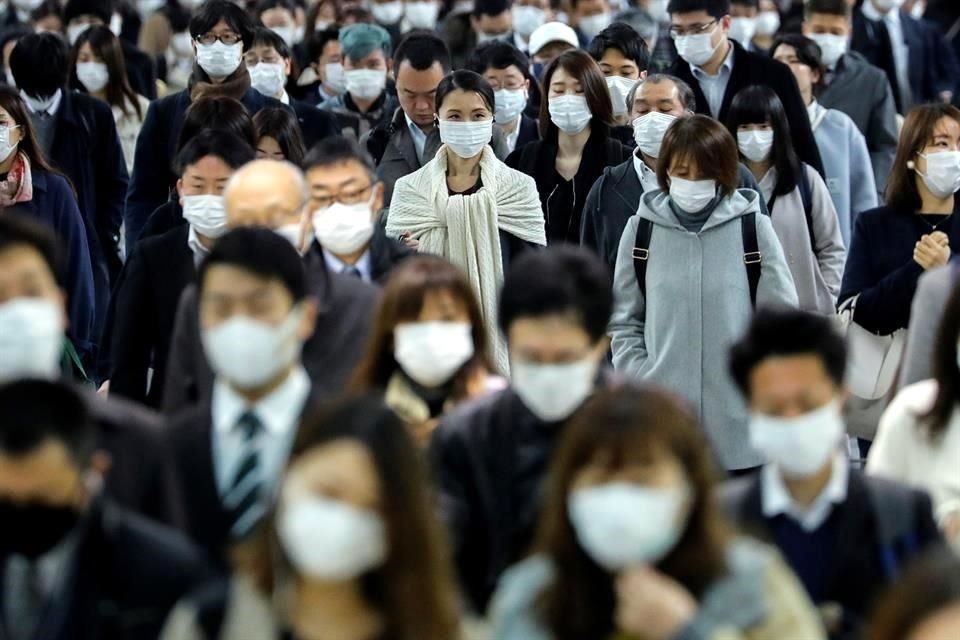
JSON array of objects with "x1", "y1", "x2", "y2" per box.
[{"x1": 837, "y1": 295, "x2": 906, "y2": 439}]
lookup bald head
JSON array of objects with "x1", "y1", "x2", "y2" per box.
[{"x1": 224, "y1": 160, "x2": 308, "y2": 229}]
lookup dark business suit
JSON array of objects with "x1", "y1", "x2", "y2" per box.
[
  {"x1": 121, "y1": 39, "x2": 157, "y2": 100},
  {"x1": 308, "y1": 224, "x2": 414, "y2": 284},
  {"x1": 291, "y1": 97, "x2": 338, "y2": 149}
]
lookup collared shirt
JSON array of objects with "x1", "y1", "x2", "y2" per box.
[
  {"x1": 862, "y1": 1, "x2": 911, "y2": 107},
  {"x1": 23, "y1": 88, "x2": 63, "y2": 118},
  {"x1": 4, "y1": 529, "x2": 78, "y2": 640},
  {"x1": 211, "y1": 366, "x2": 311, "y2": 499},
  {"x1": 187, "y1": 225, "x2": 211, "y2": 269},
  {"x1": 278, "y1": 90, "x2": 290, "y2": 105},
  {"x1": 761, "y1": 452, "x2": 850, "y2": 532},
  {"x1": 323, "y1": 247, "x2": 373, "y2": 281},
  {"x1": 513, "y1": 32, "x2": 529, "y2": 53},
  {"x1": 406, "y1": 113, "x2": 429, "y2": 164},
  {"x1": 633, "y1": 151, "x2": 661, "y2": 192},
  {"x1": 504, "y1": 120, "x2": 522, "y2": 154},
  {"x1": 690, "y1": 41, "x2": 735, "y2": 118}
]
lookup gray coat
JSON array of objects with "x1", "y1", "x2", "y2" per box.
[
  {"x1": 899, "y1": 263, "x2": 957, "y2": 389},
  {"x1": 819, "y1": 51, "x2": 898, "y2": 198},
  {"x1": 609, "y1": 189, "x2": 799, "y2": 470}
]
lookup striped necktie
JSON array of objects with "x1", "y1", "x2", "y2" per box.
[{"x1": 224, "y1": 411, "x2": 265, "y2": 539}]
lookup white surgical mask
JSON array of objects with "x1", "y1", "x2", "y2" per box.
[
  {"x1": 202, "y1": 307, "x2": 304, "y2": 389},
  {"x1": 249, "y1": 62, "x2": 286, "y2": 98},
  {"x1": 0, "y1": 298, "x2": 63, "y2": 383},
  {"x1": 196, "y1": 40, "x2": 243, "y2": 78},
  {"x1": 75, "y1": 61, "x2": 110, "y2": 94},
  {"x1": 917, "y1": 151, "x2": 960, "y2": 199},
  {"x1": 807, "y1": 33, "x2": 846, "y2": 69},
  {"x1": 323, "y1": 62, "x2": 347, "y2": 94},
  {"x1": 646, "y1": 0, "x2": 668, "y2": 21},
  {"x1": 11, "y1": 0, "x2": 42, "y2": 11},
  {"x1": 20, "y1": 89, "x2": 59, "y2": 114},
  {"x1": 345, "y1": 69, "x2": 386, "y2": 100},
  {"x1": 404, "y1": 0, "x2": 440, "y2": 29},
  {"x1": 568, "y1": 483, "x2": 689, "y2": 571},
  {"x1": 312, "y1": 196, "x2": 376, "y2": 256},
  {"x1": 755, "y1": 11, "x2": 780, "y2": 37},
  {"x1": 578, "y1": 12, "x2": 611, "y2": 40},
  {"x1": 669, "y1": 176, "x2": 717, "y2": 213},
  {"x1": 512, "y1": 357, "x2": 598, "y2": 422},
  {"x1": 495, "y1": 88, "x2": 527, "y2": 124},
  {"x1": 632, "y1": 111, "x2": 676, "y2": 159},
  {"x1": 549, "y1": 95, "x2": 592, "y2": 135},
  {"x1": 439, "y1": 119, "x2": 492, "y2": 158},
  {"x1": 278, "y1": 493, "x2": 387, "y2": 580},
  {"x1": 749, "y1": 400, "x2": 845, "y2": 477},
  {"x1": 872, "y1": 0, "x2": 904, "y2": 11},
  {"x1": 371, "y1": 0, "x2": 404, "y2": 24},
  {"x1": 673, "y1": 29, "x2": 719, "y2": 67},
  {"x1": 512, "y1": 5, "x2": 545, "y2": 38},
  {"x1": 605, "y1": 75, "x2": 636, "y2": 117},
  {"x1": 67, "y1": 23, "x2": 91, "y2": 46},
  {"x1": 737, "y1": 129, "x2": 774, "y2": 163},
  {"x1": 728, "y1": 16, "x2": 757, "y2": 47},
  {"x1": 181, "y1": 194, "x2": 228, "y2": 240},
  {"x1": 275, "y1": 223, "x2": 304, "y2": 252},
  {"x1": 477, "y1": 30, "x2": 511, "y2": 44},
  {"x1": 271, "y1": 25, "x2": 296, "y2": 48},
  {"x1": 394, "y1": 322, "x2": 474, "y2": 387},
  {"x1": 0, "y1": 124, "x2": 19, "y2": 163}
]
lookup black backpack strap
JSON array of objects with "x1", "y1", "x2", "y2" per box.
[
  {"x1": 741, "y1": 212, "x2": 761, "y2": 308},
  {"x1": 798, "y1": 164, "x2": 817, "y2": 255},
  {"x1": 632, "y1": 218, "x2": 654, "y2": 307}
]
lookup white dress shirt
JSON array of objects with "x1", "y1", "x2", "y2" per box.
[
  {"x1": 761, "y1": 452, "x2": 849, "y2": 532},
  {"x1": 23, "y1": 88, "x2": 63, "y2": 117},
  {"x1": 503, "y1": 119, "x2": 522, "y2": 154},
  {"x1": 187, "y1": 225, "x2": 211, "y2": 268},
  {"x1": 690, "y1": 41, "x2": 735, "y2": 118},
  {"x1": 862, "y1": 0, "x2": 911, "y2": 108},
  {"x1": 323, "y1": 247, "x2": 373, "y2": 281},
  {"x1": 633, "y1": 151, "x2": 661, "y2": 192},
  {"x1": 406, "y1": 113, "x2": 429, "y2": 164}
]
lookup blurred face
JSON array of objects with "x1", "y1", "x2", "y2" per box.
[
  {"x1": 256, "y1": 135, "x2": 285, "y2": 161},
  {"x1": 667, "y1": 154, "x2": 704, "y2": 181},
  {"x1": 748, "y1": 354, "x2": 841, "y2": 418},
  {"x1": 508, "y1": 314, "x2": 607, "y2": 365},
  {"x1": 200, "y1": 264, "x2": 302, "y2": 332},
  {"x1": 571, "y1": 447, "x2": 689, "y2": 495},
  {"x1": 574, "y1": 0, "x2": 609, "y2": 19},
  {"x1": 0, "y1": 106, "x2": 24, "y2": 150},
  {"x1": 802, "y1": 13, "x2": 850, "y2": 38},
  {"x1": 772, "y1": 43, "x2": 819, "y2": 100},
  {"x1": 343, "y1": 48, "x2": 387, "y2": 71},
  {"x1": 34, "y1": 15, "x2": 63, "y2": 33},
  {"x1": 283, "y1": 439, "x2": 382, "y2": 514},
  {"x1": 599, "y1": 48, "x2": 641, "y2": 80},
  {"x1": 515, "y1": 0, "x2": 549, "y2": 10},
  {"x1": 473, "y1": 9, "x2": 512, "y2": 37},
  {"x1": 670, "y1": 10, "x2": 730, "y2": 49},
  {"x1": 0, "y1": 245, "x2": 65, "y2": 323},
  {"x1": 68, "y1": 13, "x2": 104, "y2": 29},
  {"x1": 631, "y1": 80, "x2": 687, "y2": 119},
  {"x1": 482, "y1": 64, "x2": 528, "y2": 92},
  {"x1": 547, "y1": 65, "x2": 584, "y2": 99},
  {"x1": 176, "y1": 155, "x2": 234, "y2": 201},
  {"x1": 76, "y1": 42, "x2": 103, "y2": 64},
  {"x1": 532, "y1": 41, "x2": 573, "y2": 65},
  {"x1": 396, "y1": 60, "x2": 445, "y2": 128},
  {"x1": 909, "y1": 605, "x2": 960, "y2": 640},
  {"x1": 315, "y1": 39, "x2": 342, "y2": 71},
  {"x1": 915, "y1": 117, "x2": 960, "y2": 176},
  {"x1": 306, "y1": 159, "x2": 382, "y2": 214},
  {"x1": 0, "y1": 440, "x2": 86, "y2": 509},
  {"x1": 437, "y1": 88, "x2": 493, "y2": 122},
  {"x1": 730, "y1": 3, "x2": 758, "y2": 18},
  {"x1": 412, "y1": 289, "x2": 470, "y2": 323},
  {"x1": 260, "y1": 7, "x2": 297, "y2": 30},
  {"x1": 244, "y1": 43, "x2": 292, "y2": 78},
  {"x1": 759, "y1": 0, "x2": 777, "y2": 11}
]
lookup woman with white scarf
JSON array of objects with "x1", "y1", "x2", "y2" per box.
[{"x1": 387, "y1": 70, "x2": 547, "y2": 373}]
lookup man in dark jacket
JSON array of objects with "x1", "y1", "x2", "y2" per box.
[
  {"x1": 725, "y1": 309, "x2": 942, "y2": 639},
  {"x1": 668, "y1": 0, "x2": 824, "y2": 176},
  {"x1": 431, "y1": 247, "x2": 614, "y2": 614},
  {"x1": 0, "y1": 380, "x2": 209, "y2": 640}
]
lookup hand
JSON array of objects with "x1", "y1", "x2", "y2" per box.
[
  {"x1": 97, "y1": 380, "x2": 110, "y2": 398},
  {"x1": 915, "y1": 235, "x2": 951, "y2": 270},
  {"x1": 615, "y1": 567, "x2": 698, "y2": 640},
  {"x1": 398, "y1": 232, "x2": 420, "y2": 251},
  {"x1": 929, "y1": 231, "x2": 950, "y2": 247},
  {"x1": 940, "y1": 90, "x2": 954, "y2": 104},
  {"x1": 944, "y1": 512, "x2": 960, "y2": 543}
]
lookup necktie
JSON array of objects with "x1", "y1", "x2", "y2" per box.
[
  {"x1": 342, "y1": 266, "x2": 362, "y2": 279},
  {"x1": 224, "y1": 411, "x2": 265, "y2": 539},
  {"x1": 5, "y1": 558, "x2": 43, "y2": 640}
]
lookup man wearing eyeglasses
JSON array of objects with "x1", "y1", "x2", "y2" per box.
[{"x1": 666, "y1": 0, "x2": 824, "y2": 176}]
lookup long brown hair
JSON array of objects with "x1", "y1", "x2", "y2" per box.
[
  {"x1": 538, "y1": 49, "x2": 614, "y2": 144},
  {"x1": 70, "y1": 26, "x2": 143, "y2": 121},
  {"x1": 0, "y1": 86, "x2": 69, "y2": 181},
  {"x1": 922, "y1": 276, "x2": 960, "y2": 438},
  {"x1": 533, "y1": 386, "x2": 730, "y2": 640},
  {"x1": 886, "y1": 103, "x2": 960, "y2": 212},
  {"x1": 351, "y1": 255, "x2": 491, "y2": 396},
  {"x1": 245, "y1": 394, "x2": 462, "y2": 640}
]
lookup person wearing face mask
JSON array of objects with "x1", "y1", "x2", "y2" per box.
[
  {"x1": 388, "y1": 70, "x2": 546, "y2": 373},
  {"x1": 580, "y1": 74, "x2": 766, "y2": 272},
  {"x1": 123, "y1": 0, "x2": 291, "y2": 257},
  {"x1": 587, "y1": 22, "x2": 651, "y2": 130},
  {"x1": 403, "y1": 0, "x2": 442, "y2": 33},
  {"x1": 729, "y1": 0, "x2": 767, "y2": 53},
  {"x1": 726, "y1": 85, "x2": 845, "y2": 315},
  {"x1": 491, "y1": 385, "x2": 825, "y2": 640},
  {"x1": 161, "y1": 160, "x2": 379, "y2": 416},
  {"x1": 511, "y1": 0, "x2": 552, "y2": 52},
  {"x1": 254, "y1": 0, "x2": 303, "y2": 51},
  {"x1": 466, "y1": 41, "x2": 540, "y2": 154},
  {"x1": 446, "y1": 0, "x2": 514, "y2": 71},
  {"x1": 101, "y1": 132, "x2": 254, "y2": 410},
  {"x1": 752, "y1": 0, "x2": 782, "y2": 51},
  {"x1": 70, "y1": 26, "x2": 149, "y2": 174},
  {"x1": 244, "y1": 28, "x2": 338, "y2": 150},
  {"x1": 667, "y1": 0, "x2": 824, "y2": 176},
  {"x1": 63, "y1": 0, "x2": 156, "y2": 100},
  {"x1": 610, "y1": 115, "x2": 798, "y2": 473},
  {"x1": 0, "y1": 380, "x2": 210, "y2": 640},
  {"x1": 0, "y1": 87, "x2": 96, "y2": 371},
  {"x1": 571, "y1": 0, "x2": 614, "y2": 45},
  {"x1": 320, "y1": 24, "x2": 398, "y2": 140},
  {"x1": 726, "y1": 309, "x2": 942, "y2": 639},
  {"x1": 160, "y1": 395, "x2": 466, "y2": 640},
  {"x1": 254, "y1": 107, "x2": 306, "y2": 164},
  {"x1": 353, "y1": 256, "x2": 502, "y2": 444},
  {"x1": 296, "y1": 27, "x2": 345, "y2": 106},
  {"x1": 802, "y1": 0, "x2": 897, "y2": 198},
  {"x1": 507, "y1": 50, "x2": 631, "y2": 244},
  {"x1": 430, "y1": 247, "x2": 613, "y2": 614}
]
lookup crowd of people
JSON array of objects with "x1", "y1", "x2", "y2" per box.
[{"x1": 2, "y1": 0, "x2": 960, "y2": 637}]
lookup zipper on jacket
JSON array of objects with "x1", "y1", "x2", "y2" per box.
[{"x1": 545, "y1": 183, "x2": 560, "y2": 233}]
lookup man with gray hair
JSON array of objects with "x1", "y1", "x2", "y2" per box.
[{"x1": 580, "y1": 73, "x2": 765, "y2": 270}]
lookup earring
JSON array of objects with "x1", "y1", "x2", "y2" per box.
[{"x1": 907, "y1": 160, "x2": 916, "y2": 169}]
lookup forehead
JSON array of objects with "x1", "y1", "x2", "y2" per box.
[
  {"x1": 0, "y1": 244, "x2": 53, "y2": 280},
  {"x1": 346, "y1": 48, "x2": 386, "y2": 63},
  {"x1": 440, "y1": 88, "x2": 489, "y2": 111},
  {"x1": 508, "y1": 313, "x2": 591, "y2": 345},
  {"x1": 599, "y1": 48, "x2": 630, "y2": 64},
  {"x1": 396, "y1": 60, "x2": 445, "y2": 86},
  {"x1": 202, "y1": 263, "x2": 292, "y2": 299},
  {"x1": 248, "y1": 43, "x2": 281, "y2": 57},
  {"x1": 930, "y1": 116, "x2": 960, "y2": 139},
  {"x1": 0, "y1": 106, "x2": 15, "y2": 122},
  {"x1": 261, "y1": 6, "x2": 294, "y2": 20},
  {"x1": 671, "y1": 10, "x2": 713, "y2": 24},
  {"x1": 184, "y1": 155, "x2": 233, "y2": 177},
  {"x1": 638, "y1": 80, "x2": 680, "y2": 102},
  {"x1": 749, "y1": 354, "x2": 833, "y2": 391},
  {"x1": 207, "y1": 19, "x2": 237, "y2": 33},
  {"x1": 306, "y1": 160, "x2": 368, "y2": 187},
  {"x1": 0, "y1": 440, "x2": 79, "y2": 499},
  {"x1": 285, "y1": 439, "x2": 381, "y2": 502},
  {"x1": 772, "y1": 43, "x2": 796, "y2": 59},
  {"x1": 485, "y1": 64, "x2": 524, "y2": 78},
  {"x1": 550, "y1": 66, "x2": 579, "y2": 84}
]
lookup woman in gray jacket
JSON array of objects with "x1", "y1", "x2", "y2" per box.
[{"x1": 608, "y1": 115, "x2": 798, "y2": 473}]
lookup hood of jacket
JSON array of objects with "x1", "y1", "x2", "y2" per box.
[{"x1": 638, "y1": 187, "x2": 762, "y2": 233}]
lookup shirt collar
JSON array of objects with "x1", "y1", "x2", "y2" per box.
[
  {"x1": 861, "y1": 0, "x2": 899, "y2": 24},
  {"x1": 24, "y1": 88, "x2": 63, "y2": 117},
  {"x1": 279, "y1": 90, "x2": 290, "y2": 105},
  {"x1": 323, "y1": 247, "x2": 373, "y2": 280},
  {"x1": 187, "y1": 225, "x2": 210, "y2": 268},
  {"x1": 405, "y1": 113, "x2": 428, "y2": 141},
  {"x1": 690, "y1": 40, "x2": 735, "y2": 77},
  {"x1": 761, "y1": 452, "x2": 849, "y2": 532},
  {"x1": 633, "y1": 151, "x2": 660, "y2": 192},
  {"x1": 504, "y1": 119, "x2": 522, "y2": 152},
  {"x1": 213, "y1": 366, "x2": 310, "y2": 437}
]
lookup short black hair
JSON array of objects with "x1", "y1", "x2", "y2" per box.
[
  {"x1": 435, "y1": 70, "x2": 495, "y2": 115},
  {"x1": 30, "y1": 0, "x2": 62, "y2": 23},
  {"x1": 63, "y1": 0, "x2": 112, "y2": 25},
  {"x1": 771, "y1": 33, "x2": 825, "y2": 77},
  {"x1": 667, "y1": 0, "x2": 730, "y2": 19},
  {"x1": 472, "y1": 0, "x2": 509, "y2": 18},
  {"x1": 176, "y1": 95, "x2": 257, "y2": 154},
  {"x1": 0, "y1": 380, "x2": 96, "y2": 465},
  {"x1": 804, "y1": 0, "x2": 851, "y2": 19},
  {"x1": 9, "y1": 33, "x2": 70, "y2": 98},
  {"x1": 499, "y1": 246, "x2": 613, "y2": 342},
  {"x1": 729, "y1": 308, "x2": 847, "y2": 397},
  {"x1": 199, "y1": 227, "x2": 308, "y2": 302},
  {"x1": 393, "y1": 32, "x2": 451, "y2": 74},
  {"x1": 189, "y1": 0, "x2": 256, "y2": 50},
  {"x1": 0, "y1": 212, "x2": 62, "y2": 285},
  {"x1": 254, "y1": 107, "x2": 306, "y2": 166},
  {"x1": 465, "y1": 40, "x2": 530, "y2": 77},
  {"x1": 302, "y1": 135, "x2": 375, "y2": 175},
  {"x1": 306, "y1": 26, "x2": 340, "y2": 66},
  {"x1": 251, "y1": 25, "x2": 293, "y2": 60},
  {"x1": 587, "y1": 22, "x2": 651, "y2": 72},
  {"x1": 173, "y1": 129, "x2": 256, "y2": 176}
]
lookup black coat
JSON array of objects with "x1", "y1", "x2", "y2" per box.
[
  {"x1": 122, "y1": 39, "x2": 157, "y2": 100},
  {"x1": 307, "y1": 223, "x2": 414, "y2": 284},
  {"x1": 670, "y1": 39, "x2": 824, "y2": 176},
  {"x1": 514, "y1": 114, "x2": 539, "y2": 151},
  {"x1": 138, "y1": 199, "x2": 183, "y2": 244},
  {"x1": 291, "y1": 97, "x2": 338, "y2": 149},
  {"x1": 104, "y1": 224, "x2": 195, "y2": 409},
  {"x1": 0, "y1": 498, "x2": 209, "y2": 640}
]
